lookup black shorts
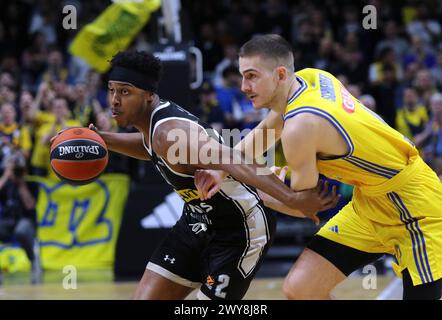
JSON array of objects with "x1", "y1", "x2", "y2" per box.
[
  {"x1": 307, "y1": 235, "x2": 442, "y2": 299},
  {"x1": 307, "y1": 235, "x2": 384, "y2": 276},
  {"x1": 147, "y1": 204, "x2": 276, "y2": 300}
]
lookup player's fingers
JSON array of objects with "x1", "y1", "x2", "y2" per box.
[
  {"x1": 312, "y1": 216, "x2": 320, "y2": 226},
  {"x1": 88, "y1": 123, "x2": 97, "y2": 132},
  {"x1": 201, "y1": 175, "x2": 216, "y2": 200},
  {"x1": 323, "y1": 194, "x2": 341, "y2": 210},
  {"x1": 269, "y1": 166, "x2": 281, "y2": 174},
  {"x1": 307, "y1": 214, "x2": 320, "y2": 226},
  {"x1": 321, "y1": 187, "x2": 341, "y2": 210},
  {"x1": 207, "y1": 184, "x2": 221, "y2": 199},
  {"x1": 278, "y1": 166, "x2": 288, "y2": 181},
  {"x1": 194, "y1": 170, "x2": 206, "y2": 199},
  {"x1": 315, "y1": 179, "x2": 324, "y2": 193},
  {"x1": 319, "y1": 180, "x2": 329, "y2": 198}
]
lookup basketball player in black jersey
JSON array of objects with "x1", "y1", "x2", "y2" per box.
[{"x1": 88, "y1": 51, "x2": 338, "y2": 300}]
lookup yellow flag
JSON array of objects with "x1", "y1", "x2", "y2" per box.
[
  {"x1": 69, "y1": 0, "x2": 161, "y2": 73},
  {"x1": 34, "y1": 173, "x2": 129, "y2": 270}
]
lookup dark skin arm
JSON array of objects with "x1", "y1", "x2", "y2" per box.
[
  {"x1": 152, "y1": 119, "x2": 338, "y2": 219},
  {"x1": 89, "y1": 124, "x2": 151, "y2": 160},
  {"x1": 50, "y1": 125, "x2": 151, "y2": 161}
]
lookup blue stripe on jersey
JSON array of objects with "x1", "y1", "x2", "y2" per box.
[
  {"x1": 348, "y1": 156, "x2": 400, "y2": 176},
  {"x1": 344, "y1": 158, "x2": 394, "y2": 179},
  {"x1": 284, "y1": 106, "x2": 354, "y2": 157},
  {"x1": 344, "y1": 156, "x2": 399, "y2": 179},
  {"x1": 287, "y1": 77, "x2": 308, "y2": 104}
]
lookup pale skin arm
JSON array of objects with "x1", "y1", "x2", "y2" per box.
[
  {"x1": 197, "y1": 110, "x2": 284, "y2": 199},
  {"x1": 283, "y1": 115, "x2": 321, "y2": 191},
  {"x1": 234, "y1": 110, "x2": 284, "y2": 158},
  {"x1": 259, "y1": 114, "x2": 338, "y2": 224}
]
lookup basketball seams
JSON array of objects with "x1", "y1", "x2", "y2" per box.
[
  {"x1": 51, "y1": 138, "x2": 107, "y2": 151},
  {"x1": 49, "y1": 128, "x2": 108, "y2": 184}
]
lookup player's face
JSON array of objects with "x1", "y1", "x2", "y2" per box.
[
  {"x1": 108, "y1": 81, "x2": 146, "y2": 127},
  {"x1": 239, "y1": 56, "x2": 279, "y2": 109}
]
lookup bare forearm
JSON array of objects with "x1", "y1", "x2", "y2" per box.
[
  {"x1": 99, "y1": 131, "x2": 150, "y2": 160},
  {"x1": 221, "y1": 161, "x2": 297, "y2": 207},
  {"x1": 257, "y1": 190, "x2": 304, "y2": 218},
  {"x1": 234, "y1": 126, "x2": 277, "y2": 159},
  {"x1": 234, "y1": 111, "x2": 282, "y2": 159}
]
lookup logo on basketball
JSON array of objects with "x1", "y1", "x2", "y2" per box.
[
  {"x1": 50, "y1": 128, "x2": 108, "y2": 185},
  {"x1": 58, "y1": 145, "x2": 100, "y2": 157}
]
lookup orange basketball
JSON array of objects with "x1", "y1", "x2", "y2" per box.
[{"x1": 50, "y1": 127, "x2": 108, "y2": 185}]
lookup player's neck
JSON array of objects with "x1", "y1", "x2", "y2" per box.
[
  {"x1": 271, "y1": 76, "x2": 299, "y2": 114},
  {"x1": 135, "y1": 94, "x2": 160, "y2": 136}
]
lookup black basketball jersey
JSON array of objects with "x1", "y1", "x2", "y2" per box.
[{"x1": 141, "y1": 100, "x2": 263, "y2": 228}]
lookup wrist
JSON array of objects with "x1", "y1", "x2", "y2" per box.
[{"x1": 285, "y1": 192, "x2": 299, "y2": 209}]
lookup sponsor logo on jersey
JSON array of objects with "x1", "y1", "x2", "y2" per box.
[
  {"x1": 177, "y1": 188, "x2": 200, "y2": 202},
  {"x1": 319, "y1": 74, "x2": 336, "y2": 102},
  {"x1": 340, "y1": 85, "x2": 355, "y2": 113},
  {"x1": 206, "y1": 275, "x2": 215, "y2": 286},
  {"x1": 328, "y1": 225, "x2": 339, "y2": 234}
]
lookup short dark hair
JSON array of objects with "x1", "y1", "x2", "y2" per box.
[
  {"x1": 239, "y1": 34, "x2": 294, "y2": 72},
  {"x1": 110, "y1": 51, "x2": 163, "y2": 83}
]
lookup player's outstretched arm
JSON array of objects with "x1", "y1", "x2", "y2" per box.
[
  {"x1": 257, "y1": 166, "x2": 339, "y2": 224},
  {"x1": 89, "y1": 124, "x2": 151, "y2": 160},
  {"x1": 152, "y1": 119, "x2": 337, "y2": 219},
  {"x1": 234, "y1": 110, "x2": 284, "y2": 158},
  {"x1": 194, "y1": 111, "x2": 285, "y2": 200}
]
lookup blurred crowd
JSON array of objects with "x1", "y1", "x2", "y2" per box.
[
  {"x1": 185, "y1": 0, "x2": 442, "y2": 178},
  {"x1": 0, "y1": 0, "x2": 441, "y2": 183}
]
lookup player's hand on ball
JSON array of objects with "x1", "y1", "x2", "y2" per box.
[{"x1": 88, "y1": 123, "x2": 98, "y2": 133}]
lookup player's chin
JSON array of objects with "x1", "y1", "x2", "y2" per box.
[
  {"x1": 113, "y1": 115, "x2": 126, "y2": 127},
  {"x1": 251, "y1": 100, "x2": 265, "y2": 109}
]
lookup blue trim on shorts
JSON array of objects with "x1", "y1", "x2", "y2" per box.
[
  {"x1": 392, "y1": 192, "x2": 433, "y2": 282},
  {"x1": 388, "y1": 192, "x2": 432, "y2": 283}
]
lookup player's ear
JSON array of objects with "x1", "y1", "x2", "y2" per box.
[
  {"x1": 277, "y1": 66, "x2": 288, "y2": 82},
  {"x1": 144, "y1": 90, "x2": 155, "y2": 102}
]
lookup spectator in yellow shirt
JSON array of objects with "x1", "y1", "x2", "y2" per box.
[
  {"x1": 396, "y1": 87, "x2": 429, "y2": 143},
  {"x1": 0, "y1": 103, "x2": 32, "y2": 160},
  {"x1": 31, "y1": 97, "x2": 80, "y2": 179}
]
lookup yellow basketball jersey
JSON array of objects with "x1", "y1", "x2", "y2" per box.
[{"x1": 284, "y1": 68, "x2": 420, "y2": 189}]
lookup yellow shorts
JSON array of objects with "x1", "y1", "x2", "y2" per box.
[{"x1": 318, "y1": 164, "x2": 442, "y2": 286}]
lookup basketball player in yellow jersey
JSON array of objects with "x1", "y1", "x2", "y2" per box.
[{"x1": 195, "y1": 34, "x2": 442, "y2": 299}]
